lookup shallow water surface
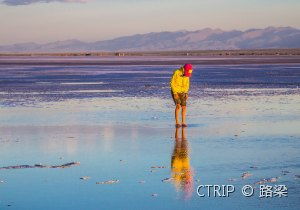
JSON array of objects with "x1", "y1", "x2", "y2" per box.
[
  {"x1": 0, "y1": 94, "x2": 299, "y2": 210},
  {"x1": 0, "y1": 61, "x2": 300, "y2": 209}
]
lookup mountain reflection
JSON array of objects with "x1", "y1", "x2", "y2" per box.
[{"x1": 171, "y1": 127, "x2": 194, "y2": 199}]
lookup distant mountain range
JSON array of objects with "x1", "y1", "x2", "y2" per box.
[{"x1": 1, "y1": 27, "x2": 300, "y2": 52}]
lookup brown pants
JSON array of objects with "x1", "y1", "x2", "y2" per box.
[{"x1": 171, "y1": 92, "x2": 187, "y2": 106}]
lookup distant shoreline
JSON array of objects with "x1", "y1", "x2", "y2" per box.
[
  {"x1": 1, "y1": 55, "x2": 300, "y2": 66},
  {"x1": 1, "y1": 49, "x2": 300, "y2": 57},
  {"x1": 1, "y1": 49, "x2": 300, "y2": 66}
]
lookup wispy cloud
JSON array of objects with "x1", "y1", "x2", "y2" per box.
[{"x1": 1, "y1": 0, "x2": 90, "y2": 6}]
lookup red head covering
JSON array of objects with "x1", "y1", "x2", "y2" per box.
[{"x1": 183, "y1": 64, "x2": 193, "y2": 77}]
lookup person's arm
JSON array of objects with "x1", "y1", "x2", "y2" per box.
[
  {"x1": 182, "y1": 78, "x2": 190, "y2": 94},
  {"x1": 170, "y1": 71, "x2": 178, "y2": 94}
]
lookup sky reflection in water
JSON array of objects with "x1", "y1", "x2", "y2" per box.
[{"x1": 0, "y1": 62, "x2": 300, "y2": 209}]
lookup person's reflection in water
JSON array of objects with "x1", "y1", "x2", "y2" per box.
[{"x1": 171, "y1": 127, "x2": 194, "y2": 200}]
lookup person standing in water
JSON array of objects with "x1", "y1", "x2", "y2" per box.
[{"x1": 170, "y1": 64, "x2": 193, "y2": 127}]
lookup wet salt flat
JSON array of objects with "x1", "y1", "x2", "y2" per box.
[{"x1": 0, "y1": 59, "x2": 300, "y2": 209}]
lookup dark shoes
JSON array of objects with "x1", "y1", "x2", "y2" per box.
[{"x1": 175, "y1": 124, "x2": 188, "y2": 128}]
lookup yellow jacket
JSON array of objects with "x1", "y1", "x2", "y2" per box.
[{"x1": 170, "y1": 67, "x2": 190, "y2": 94}]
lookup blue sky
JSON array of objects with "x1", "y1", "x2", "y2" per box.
[{"x1": 0, "y1": 0, "x2": 299, "y2": 45}]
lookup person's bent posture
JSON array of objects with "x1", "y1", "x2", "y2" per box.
[{"x1": 170, "y1": 64, "x2": 193, "y2": 128}]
